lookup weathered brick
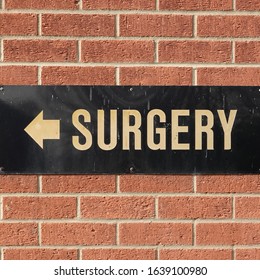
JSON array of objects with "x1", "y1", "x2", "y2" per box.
[
  {"x1": 236, "y1": 42, "x2": 260, "y2": 63},
  {"x1": 120, "y1": 175, "x2": 193, "y2": 193},
  {"x1": 5, "y1": 0, "x2": 78, "y2": 9},
  {"x1": 197, "y1": 223, "x2": 260, "y2": 245},
  {"x1": 81, "y1": 196, "x2": 155, "y2": 219},
  {"x1": 4, "y1": 40, "x2": 77, "y2": 62},
  {"x1": 81, "y1": 40, "x2": 154, "y2": 63},
  {"x1": 0, "y1": 175, "x2": 37, "y2": 193},
  {"x1": 198, "y1": 68, "x2": 260, "y2": 86},
  {"x1": 0, "y1": 66, "x2": 38, "y2": 85},
  {"x1": 0, "y1": 13, "x2": 37, "y2": 35},
  {"x1": 120, "y1": 223, "x2": 192, "y2": 245},
  {"x1": 236, "y1": 249, "x2": 260, "y2": 260},
  {"x1": 160, "y1": 0, "x2": 232, "y2": 11},
  {"x1": 3, "y1": 197, "x2": 77, "y2": 219},
  {"x1": 82, "y1": 249, "x2": 156, "y2": 260},
  {"x1": 4, "y1": 249, "x2": 78, "y2": 260},
  {"x1": 42, "y1": 14, "x2": 115, "y2": 36},
  {"x1": 159, "y1": 197, "x2": 232, "y2": 219},
  {"x1": 196, "y1": 175, "x2": 260, "y2": 193},
  {"x1": 160, "y1": 249, "x2": 232, "y2": 260},
  {"x1": 120, "y1": 67, "x2": 192, "y2": 85},
  {"x1": 42, "y1": 223, "x2": 116, "y2": 245},
  {"x1": 198, "y1": 16, "x2": 260, "y2": 37},
  {"x1": 236, "y1": 0, "x2": 260, "y2": 11},
  {"x1": 0, "y1": 223, "x2": 38, "y2": 245},
  {"x1": 235, "y1": 197, "x2": 260, "y2": 218},
  {"x1": 42, "y1": 175, "x2": 115, "y2": 193},
  {"x1": 159, "y1": 41, "x2": 231, "y2": 63},
  {"x1": 42, "y1": 67, "x2": 115, "y2": 85},
  {"x1": 84, "y1": 0, "x2": 155, "y2": 10},
  {"x1": 120, "y1": 15, "x2": 192, "y2": 37}
]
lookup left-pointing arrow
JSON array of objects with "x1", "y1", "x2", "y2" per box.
[{"x1": 24, "y1": 111, "x2": 60, "y2": 149}]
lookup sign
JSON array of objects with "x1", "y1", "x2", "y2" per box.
[{"x1": 0, "y1": 86, "x2": 259, "y2": 174}]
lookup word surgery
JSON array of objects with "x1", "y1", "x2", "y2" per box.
[{"x1": 24, "y1": 109, "x2": 237, "y2": 151}]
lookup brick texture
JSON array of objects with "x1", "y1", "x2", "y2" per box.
[
  {"x1": 42, "y1": 175, "x2": 115, "y2": 193},
  {"x1": 236, "y1": 42, "x2": 260, "y2": 63},
  {"x1": 120, "y1": 15, "x2": 193, "y2": 37},
  {"x1": 0, "y1": 0, "x2": 259, "y2": 261},
  {"x1": 160, "y1": 249, "x2": 232, "y2": 260},
  {"x1": 120, "y1": 67, "x2": 192, "y2": 85},
  {"x1": 198, "y1": 16, "x2": 260, "y2": 37},
  {"x1": 4, "y1": 40, "x2": 77, "y2": 62},
  {"x1": 196, "y1": 223, "x2": 260, "y2": 245},
  {"x1": 4, "y1": 249, "x2": 78, "y2": 260},
  {"x1": 84, "y1": 0, "x2": 155, "y2": 10},
  {"x1": 0, "y1": 223, "x2": 38, "y2": 245},
  {"x1": 42, "y1": 223, "x2": 116, "y2": 245},
  {"x1": 0, "y1": 13, "x2": 37, "y2": 35},
  {"x1": 3, "y1": 197, "x2": 77, "y2": 219},
  {"x1": 81, "y1": 196, "x2": 155, "y2": 219},
  {"x1": 120, "y1": 223, "x2": 193, "y2": 245},
  {"x1": 42, "y1": 67, "x2": 115, "y2": 85},
  {"x1": 82, "y1": 249, "x2": 156, "y2": 260},
  {"x1": 159, "y1": 41, "x2": 231, "y2": 63},
  {"x1": 159, "y1": 197, "x2": 232, "y2": 219},
  {"x1": 160, "y1": 0, "x2": 232, "y2": 11},
  {"x1": 5, "y1": 0, "x2": 79, "y2": 10},
  {"x1": 236, "y1": 0, "x2": 260, "y2": 11},
  {"x1": 120, "y1": 175, "x2": 193, "y2": 193},
  {"x1": 197, "y1": 68, "x2": 260, "y2": 86},
  {"x1": 81, "y1": 40, "x2": 154, "y2": 63},
  {"x1": 235, "y1": 197, "x2": 260, "y2": 218},
  {"x1": 42, "y1": 14, "x2": 115, "y2": 36}
]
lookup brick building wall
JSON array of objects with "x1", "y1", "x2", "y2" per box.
[{"x1": 0, "y1": 0, "x2": 260, "y2": 260}]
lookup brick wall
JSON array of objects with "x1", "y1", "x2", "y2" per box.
[{"x1": 0, "y1": 0, "x2": 260, "y2": 260}]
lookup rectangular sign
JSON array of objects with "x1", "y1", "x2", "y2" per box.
[{"x1": 0, "y1": 86, "x2": 259, "y2": 174}]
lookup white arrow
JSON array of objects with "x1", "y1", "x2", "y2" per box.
[{"x1": 24, "y1": 111, "x2": 60, "y2": 149}]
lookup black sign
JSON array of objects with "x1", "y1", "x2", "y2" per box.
[{"x1": 0, "y1": 86, "x2": 260, "y2": 174}]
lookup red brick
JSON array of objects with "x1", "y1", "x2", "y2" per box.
[
  {"x1": 84, "y1": 0, "x2": 155, "y2": 10},
  {"x1": 81, "y1": 40, "x2": 154, "y2": 63},
  {"x1": 236, "y1": 249, "x2": 260, "y2": 260},
  {"x1": 42, "y1": 67, "x2": 115, "y2": 85},
  {"x1": 120, "y1": 67, "x2": 192, "y2": 85},
  {"x1": 82, "y1": 249, "x2": 156, "y2": 260},
  {"x1": 160, "y1": 0, "x2": 232, "y2": 11},
  {"x1": 159, "y1": 197, "x2": 232, "y2": 219},
  {"x1": 81, "y1": 196, "x2": 155, "y2": 219},
  {"x1": 196, "y1": 223, "x2": 260, "y2": 245},
  {"x1": 4, "y1": 249, "x2": 78, "y2": 260},
  {"x1": 198, "y1": 16, "x2": 260, "y2": 37},
  {"x1": 159, "y1": 41, "x2": 231, "y2": 63},
  {"x1": 236, "y1": 42, "x2": 260, "y2": 63},
  {"x1": 120, "y1": 15, "x2": 192, "y2": 37},
  {"x1": 4, "y1": 40, "x2": 77, "y2": 62},
  {"x1": 0, "y1": 13, "x2": 37, "y2": 35},
  {"x1": 3, "y1": 197, "x2": 77, "y2": 219},
  {"x1": 235, "y1": 197, "x2": 260, "y2": 218},
  {"x1": 120, "y1": 175, "x2": 192, "y2": 193},
  {"x1": 5, "y1": 0, "x2": 78, "y2": 9},
  {"x1": 236, "y1": 0, "x2": 260, "y2": 11},
  {"x1": 0, "y1": 175, "x2": 37, "y2": 193},
  {"x1": 0, "y1": 66, "x2": 38, "y2": 85},
  {"x1": 198, "y1": 68, "x2": 260, "y2": 86},
  {"x1": 42, "y1": 223, "x2": 116, "y2": 245},
  {"x1": 160, "y1": 249, "x2": 232, "y2": 260},
  {"x1": 197, "y1": 175, "x2": 260, "y2": 193},
  {"x1": 42, "y1": 14, "x2": 115, "y2": 36},
  {"x1": 120, "y1": 223, "x2": 192, "y2": 245},
  {"x1": 42, "y1": 175, "x2": 115, "y2": 193},
  {"x1": 0, "y1": 223, "x2": 38, "y2": 245}
]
